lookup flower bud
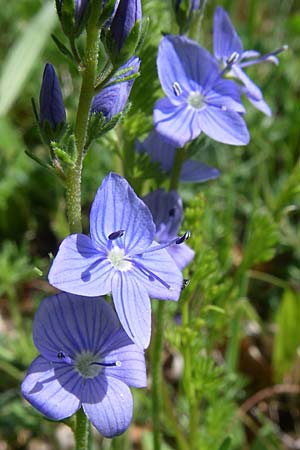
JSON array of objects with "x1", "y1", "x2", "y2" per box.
[
  {"x1": 56, "y1": 0, "x2": 89, "y2": 38},
  {"x1": 110, "y1": 0, "x2": 142, "y2": 51},
  {"x1": 39, "y1": 63, "x2": 66, "y2": 141},
  {"x1": 174, "y1": 0, "x2": 201, "y2": 33}
]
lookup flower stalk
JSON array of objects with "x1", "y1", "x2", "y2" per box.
[{"x1": 75, "y1": 408, "x2": 90, "y2": 450}]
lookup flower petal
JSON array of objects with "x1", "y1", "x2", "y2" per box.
[
  {"x1": 198, "y1": 107, "x2": 250, "y2": 145},
  {"x1": 231, "y1": 65, "x2": 262, "y2": 101},
  {"x1": 180, "y1": 160, "x2": 220, "y2": 182},
  {"x1": 82, "y1": 376, "x2": 133, "y2": 438},
  {"x1": 209, "y1": 78, "x2": 245, "y2": 112},
  {"x1": 154, "y1": 98, "x2": 200, "y2": 148},
  {"x1": 90, "y1": 172, "x2": 155, "y2": 254},
  {"x1": 21, "y1": 356, "x2": 82, "y2": 420},
  {"x1": 245, "y1": 91, "x2": 272, "y2": 116},
  {"x1": 111, "y1": 272, "x2": 151, "y2": 349},
  {"x1": 33, "y1": 294, "x2": 121, "y2": 360},
  {"x1": 157, "y1": 35, "x2": 220, "y2": 100},
  {"x1": 103, "y1": 342, "x2": 147, "y2": 387},
  {"x1": 213, "y1": 6, "x2": 243, "y2": 60},
  {"x1": 167, "y1": 243, "x2": 195, "y2": 270},
  {"x1": 135, "y1": 130, "x2": 176, "y2": 173},
  {"x1": 131, "y1": 246, "x2": 183, "y2": 301}
]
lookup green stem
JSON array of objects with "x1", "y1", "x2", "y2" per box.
[
  {"x1": 169, "y1": 148, "x2": 185, "y2": 191},
  {"x1": 151, "y1": 301, "x2": 165, "y2": 450},
  {"x1": 75, "y1": 409, "x2": 90, "y2": 450},
  {"x1": 66, "y1": 0, "x2": 99, "y2": 234}
]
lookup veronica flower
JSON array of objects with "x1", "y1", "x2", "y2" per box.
[
  {"x1": 48, "y1": 173, "x2": 184, "y2": 349},
  {"x1": 136, "y1": 129, "x2": 219, "y2": 183},
  {"x1": 143, "y1": 189, "x2": 194, "y2": 270},
  {"x1": 39, "y1": 63, "x2": 66, "y2": 132},
  {"x1": 153, "y1": 35, "x2": 249, "y2": 148},
  {"x1": 111, "y1": 0, "x2": 142, "y2": 50},
  {"x1": 213, "y1": 6, "x2": 286, "y2": 116},
  {"x1": 91, "y1": 57, "x2": 140, "y2": 121},
  {"x1": 21, "y1": 293, "x2": 146, "y2": 437}
]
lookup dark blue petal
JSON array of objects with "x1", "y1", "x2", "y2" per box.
[
  {"x1": 180, "y1": 160, "x2": 220, "y2": 182},
  {"x1": 91, "y1": 57, "x2": 140, "y2": 120},
  {"x1": 39, "y1": 63, "x2": 66, "y2": 129},
  {"x1": 135, "y1": 130, "x2": 176, "y2": 173},
  {"x1": 82, "y1": 376, "x2": 133, "y2": 437},
  {"x1": 21, "y1": 356, "x2": 82, "y2": 420},
  {"x1": 90, "y1": 172, "x2": 156, "y2": 254},
  {"x1": 111, "y1": 0, "x2": 142, "y2": 50},
  {"x1": 213, "y1": 6, "x2": 243, "y2": 61}
]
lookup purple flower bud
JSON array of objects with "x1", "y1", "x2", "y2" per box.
[
  {"x1": 74, "y1": 0, "x2": 89, "y2": 27},
  {"x1": 91, "y1": 57, "x2": 140, "y2": 120},
  {"x1": 110, "y1": 0, "x2": 142, "y2": 50},
  {"x1": 56, "y1": 0, "x2": 89, "y2": 37},
  {"x1": 176, "y1": 0, "x2": 201, "y2": 13},
  {"x1": 39, "y1": 63, "x2": 66, "y2": 131}
]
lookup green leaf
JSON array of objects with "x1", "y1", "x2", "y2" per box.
[
  {"x1": 0, "y1": 2, "x2": 57, "y2": 115},
  {"x1": 218, "y1": 437, "x2": 232, "y2": 450}
]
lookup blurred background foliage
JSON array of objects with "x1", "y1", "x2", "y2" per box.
[{"x1": 0, "y1": 0, "x2": 299, "y2": 449}]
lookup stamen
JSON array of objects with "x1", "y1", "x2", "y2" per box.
[
  {"x1": 172, "y1": 81, "x2": 182, "y2": 96},
  {"x1": 239, "y1": 45, "x2": 288, "y2": 69},
  {"x1": 57, "y1": 351, "x2": 65, "y2": 359},
  {"x1": 226, "y1": 51, "x2": 240, "y2": 65},
  {"x1": 56, "y1": 351, "x2": 73, "y2": 365},
  {"x1": 108, "y1": 230, "x2": 125, "y2": 240},
  {"x1": 130, "y1": 259, "x2": 171, "y2": 289},
  {"x1": 90, "y1": 360, "x2": 122, "y2": 367},
  {"x1": 181, "y1": 279, "x2": 190, "y2": 290},
  {"x1": 176, "y1": 231, "x2": 191, "y2": 244}
]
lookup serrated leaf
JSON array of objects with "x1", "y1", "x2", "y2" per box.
[{"x1": 0, "y1": 2, "x2": 57, "y2": 115}]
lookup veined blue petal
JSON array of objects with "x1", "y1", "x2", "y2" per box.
[
  {"x1": 198, "y1": 107, "x2": 250, "y2": 145},
  {"x1": 135, "y1": 130, "x2": 176, "y2": 173},
  {"x1": 90, "y1": 172, "x2": 155, "y2": 254},
  {"x1": 154, "y1": 98, "x2": 200, "y2": 148},
  {"x1": 111, "y1": 0, "x2": 142, "y2": 50},
  {"x1": 82, "y1": 376, "x2": 133, "y2": 437},
  {"x1": 111, "y1": 272, "x2": 151, "y2": 349},
  {"x1": 245, "y1": 91, "x2": 272, "y2": 116},
  {"x1": 167, "y1": 243, "x2": 195, "y2": 270},
  {"x1": 213, "y1": 6, "x2": 243, "y2": 60},
  {"x1": 180, "y1": 160, "x2": 220, "y2": 182},
  {"x1": 103, "y1": 344, "x2": 147, "y2": 388},
  {"x1": 21, "y1": 356, "x2": 82, "y2": 420},
  {"x1": 48, "y1": 234, "x2": 113, "y2": 297},
  {"x1": 131, "y1": 245, "x2": 183, "y2": 301},
  {"x1": 210, "y1": 78, "x2": 245, "y2": 112}
]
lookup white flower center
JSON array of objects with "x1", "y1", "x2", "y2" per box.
[
  {"x1": 107, "y1": 246, "x2": 132, "y2": 271},
  {"x1": 188, "y1": 91, "x2": 205, "y2": 109},
  {"x1": 75, "y1": 351, "x2": 101, "y2": 378}
]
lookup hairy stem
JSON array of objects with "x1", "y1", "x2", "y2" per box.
[
  {"x1": 66, "y1": 0, "x2": 99, "y2": 234},
  {"x1": 75, "y1": 408, "x2": 90, "y2": 450}
]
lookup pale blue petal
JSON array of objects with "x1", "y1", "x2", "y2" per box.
[
  {"x1": 245, "y1": 92, "x2": 272, "y2": 116},
  {"x1": 21, "y1": 356, "x2": 82, "y2": 420},
  {"x1": 198, "y1": 107, "x2": 250, "y2": 145},
  {"x1": 180, "y1": 160, "x2": 220, "y2": 182},
  {"x1": 90, "y1": 172, "x2": 155, "y2": 254},
  {"x1": 82, "y1": 376, "x2": 133, "y2": 437},
  {"x1": 131, "y1": 246, "x2": 183, "y2": 301},
  {"x1": 48, "y1": 234, "x2": 113, "y2": 296},
  {"x1": 154, "y1": 98, "x2": 200, "y2": 148},
  {"x1": 209, "y1": 78, "x2": 245, "y2": 112},
  {"x1": 213, "y1": 6, "x2": 243, "y2": 60},
  {"x1": 103, "y1": 343, "x2": 147, "y2": 387},
  {"x1": 167, "y1": 243, "x2": 195, "y2": 270},
  {"x1": 231, "y1": 65, "x2": 262, "y2": 101},
  {"x1": 111, "y1": 272, "x2": 151, "y2": 349},
  {"x1": 135, "y1": 130, "x2": 176, "y2": 172}
]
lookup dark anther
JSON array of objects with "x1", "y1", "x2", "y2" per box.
[
  {"x1": 169, "y1": 208, "x2": 176, "y2": 217},
  {"x1": 172, "y1": 81, "x2": 182, "y2": 96},
  {"x1": 90, "y1": 360, "x2": 121, "y2": 367},
  {"x1": 181, "y1": 279, "x2": 190, "y2": 291},
  {"x1": 108, "y1": 230, "x2": 125, "y2": 240},
  {"x1": 57, "y1": 351, "x2": 65, "y2": 359},
  {"x1": 226, "y1": 51, "x2": 240, "y2": 65},
  {"x1": 176, "y1": 231, "x2": 191, "y2": 244}
]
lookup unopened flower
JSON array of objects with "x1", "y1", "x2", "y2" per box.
[
  {"x1": 111, "y1": 0, "x2": 142, "y2": 50},
  {"x1": 153, "y1": 35, "x2": 249, "y2": 148},
  {"x1": 48, "y1": 173, "x2": 184, "y2": 349},
  {"x1": 213, "y1": 6, "x2": 286, "y2": 116},
  {"x1": 56, "y1": 0, "x2": 89, "y2": 37},
  {"x1": 39, "y1": 63, "x2": 66, "y2": 140},
  {"x1": 21, "y1": 293, "x2": 146, "y2": 437},
  {"x1": 91, "y1": 57, "x2": 140, "y2": 120},
  {"x1": 136, "y1": 130, "x2": 219, "y2": 183},
  {"x1": 143, "y1": 189, "x2": 194, "y2": 269}
]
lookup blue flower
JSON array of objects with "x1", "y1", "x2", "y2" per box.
[
  {"x1": 143, "y1": 189, "x2": 194, "y2": 270},
  {"x1": 213, "y1": 6, "x2": 286, "y2": 116},
  {"x1": 91, "y1": 57, "x2": 140, "y2": 120},
  {"x1": 48, "y1": 173, "x2": 184, "y2": 349},
  {"x1": 136, "y1": 129, "x2": 219, "y2": 183},
  {"x1": 39, "y1": 63, "x2": 66, "y2": 132},
  {"x1": 21, "y1": 293, "x2": 146, "y2": 437},
  {"x1": 111, "y1": 0, "x2": 142, "y2": 50},
  {"x1": 153, "y1": 35, "x2": 249, "y2": 148}
]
